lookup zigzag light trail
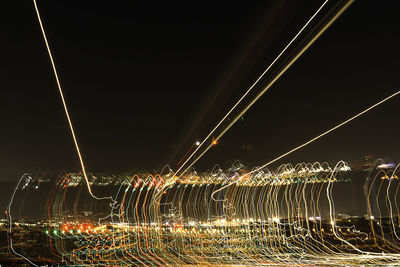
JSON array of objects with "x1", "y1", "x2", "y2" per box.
[
  {"x1": 6, "y1": 174, "x2": 39, "y2": 267},
  {"x1": 8, "y1": 161, "x2": 400, "y2": 265},
  {"x1": 6, "y1": 0, "x2": 400, "y2": 266}
]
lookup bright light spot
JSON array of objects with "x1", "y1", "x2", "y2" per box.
[{"x1": 195, "y1": 141, "x2": 200, "y2": 146}]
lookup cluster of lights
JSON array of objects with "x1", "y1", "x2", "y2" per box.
[{"x1": 8, "y1": 161, "x2": 400, "y2": 266}]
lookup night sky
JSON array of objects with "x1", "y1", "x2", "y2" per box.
[{"x1": 1, "y1": 1, "x2": 400, "y2": 179}]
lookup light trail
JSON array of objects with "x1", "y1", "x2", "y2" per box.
[
  {"x1": 32, "y1": 0, "x2": 111, "y2": 202},
  {"x1": 176, "y1": 142, "x2": 197, "y2": 168},
  {"x1": 211, "y1": 89, "x2": 400, "y2": 201},
  {"x1": 172, "y1": 0, "x2": 330, "y2": 178},
  {"x1": 8, "y1": 160, "x2": 400, "y2": 265},
  {"x1": 6, "y1": 1, "x2": 399, "y2": 265},
  {"x1": 6, "y1": 174, "x2": 39, "y2": 267},
  {"x1": 176, "y1": 0, "x2": 355, "y2": 178}
]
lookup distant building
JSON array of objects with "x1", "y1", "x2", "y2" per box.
[{"x1": 352, "y1": 154, "x2": 374, "y2": 171}]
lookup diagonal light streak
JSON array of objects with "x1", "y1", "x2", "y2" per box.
[
  {"x1": 212, "y1": 89, "x2": 400, "y2": 201},
  {"x1": 33, "y1": 0, "x2": 111, "y2": 201},
  {"x1": 177, "y1": 0, "x2": 355, "y2": 177}
]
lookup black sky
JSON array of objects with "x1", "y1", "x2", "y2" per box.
[{"x1": 1, "y1": 1, "x2": 400, "y2": 179}]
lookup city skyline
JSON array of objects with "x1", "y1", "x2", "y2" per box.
[{"x1": 3, "y1": 1, "x2": 400, "y2": 265}]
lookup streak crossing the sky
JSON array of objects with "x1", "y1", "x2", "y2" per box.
[
  {"x1": 32, "y1": 0, "x2": 113, "y2": 203},
  {"x1": 4, "y1": 0, "x2": 400, "y2": 266}
]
